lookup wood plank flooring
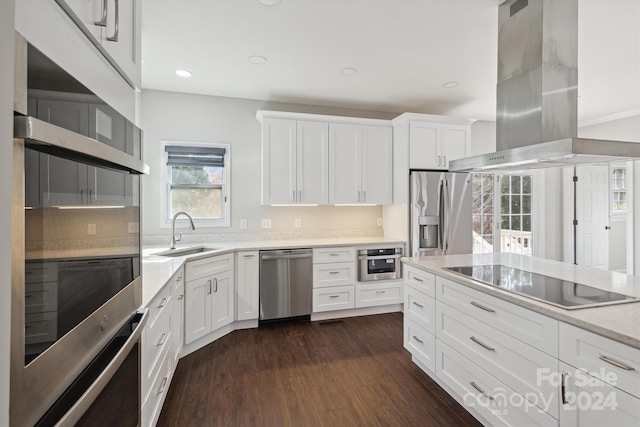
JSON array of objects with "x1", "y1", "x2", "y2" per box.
[{"x1": 157, "y1": 312, "x2": 481, "y2": 427}]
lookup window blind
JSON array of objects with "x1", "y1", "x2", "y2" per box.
[{"x1": 165, "y1": 145, "x2": 225, "y2": 167}]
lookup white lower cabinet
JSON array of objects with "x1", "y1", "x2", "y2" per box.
[
  {"x1": 312, "y1": 246, "x2": 356, "y2": 313},
  {"x1": 313, "y1": 285, "x2": 355, "y2": 312},
  {"x1": 236, "y1": 251, "x2": 259, "y2": 321},
  {"x1": 355, "y1": 281, "x2": 402, "y2": 308},
  {"x1": 171, "y1": 268, "x2": 185, "y2": 363},
  {"x1": 404, "y1": 317, "x2": 436, "y2": 372}
]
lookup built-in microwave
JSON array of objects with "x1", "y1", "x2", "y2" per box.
[
  {"x1": 11, "y1": 33, "x2": 148, "y2": 426},
  {"x1": 357, "y1": 247, "x2": 403, "y2": 282}
]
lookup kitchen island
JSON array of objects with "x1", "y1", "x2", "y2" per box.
[{"x1": 401, "y1": 253, "x2": 640, "y2": 427}]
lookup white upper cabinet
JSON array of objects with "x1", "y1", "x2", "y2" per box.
[
  {"x1": 329, "y1": 123, "x2": 393, "y2": 205},
  {"x1": 60, "y1": 0, "x2": 142, "y2": 88},
  {"x1": 409, "y1": 121, "x2": 470, "y2": 170},
  {"x1": 441, "y1": 124, "x2": 470, "y2": 168},
  {"x1": 260, "y1": 118, "x2": 329, "y2": 205}
]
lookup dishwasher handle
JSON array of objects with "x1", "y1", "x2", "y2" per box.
[{"x1": 261, "y1": 253, "x2": 312, "y2": 261}]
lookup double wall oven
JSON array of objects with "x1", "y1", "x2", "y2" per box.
[{"x1": 11, "y1": 34, "x2": 149, "y2": 426}]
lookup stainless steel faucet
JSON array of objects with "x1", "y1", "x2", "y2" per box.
[{"x1": 170, "y1": 211, "x2": 196, "y2": 249}]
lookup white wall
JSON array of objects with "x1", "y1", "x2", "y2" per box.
[
  {"x1": 141, "y1": 90, "x2": 397, "y2": 242},
  {"x1": 470, "y1": 120, "x2": 497, "y2": 156},
  {"x1": 0, "y1": 0, "x2": 15, "y2": 423}
]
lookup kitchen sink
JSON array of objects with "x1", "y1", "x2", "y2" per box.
[{"x1": 155, "y1": 246, "x2": 219, "y2": 257}]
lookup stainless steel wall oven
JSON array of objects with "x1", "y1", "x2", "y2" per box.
[{"x1": 11, "y1": 33, "x2": 149, "y2": 426}]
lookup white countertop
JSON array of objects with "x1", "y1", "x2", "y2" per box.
[
  {"x1": 141, "y1": 236, "x2": 406, "y2": 307},
  {"x1": 402, "y1": 253, "x2": 640, "y2": 349}
]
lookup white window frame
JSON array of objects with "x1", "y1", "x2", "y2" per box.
[
  {"x1": 160, "y1": 140, "x2": 231, "y2": 228},
  {"x1": 610, "y1": 163, "x2": 627, "y2": 217}
]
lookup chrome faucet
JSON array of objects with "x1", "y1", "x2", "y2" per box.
[{"x1": 170, "y1": 211, "x2": 196, "y2": 249}]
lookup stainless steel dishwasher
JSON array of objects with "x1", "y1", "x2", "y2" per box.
[{"x1": 259, "y1": 248, "x2": 313, "y2": 322}]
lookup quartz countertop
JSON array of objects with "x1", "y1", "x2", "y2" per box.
[
  {"x1": 402, "y1": 253, "x2": 640, "y2": 349},
  {"x1": 142, "y1": 236, "x2": 406, "y2": 307}
]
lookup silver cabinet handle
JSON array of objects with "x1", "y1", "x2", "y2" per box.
[
  {"x1": 177, "y1": 275, "x2": 183, "y2": 282},
  {"x1": 298, "y1": 190, "x2": 302, "y2": 202},
  {"x1": 362, "y1": 191, "x2": 366, "y2": 202},
  {"x1": 177, "y1": 294, "x2": 184, "y2": 300},
  {"x1": 244, "y1": 255, "x2": 255, "y2": 258},
  {"x1": 329, "y1": 271, "x2": 340, "y2": 275},
  {"x1": 329, "y1": 253, "x2": 340, "y2": 257},
  {"x1": 292, "y1": 190, "x2": 296, "y2": 202},
  {"x1": 107, "y1": 0, "x2": 120, "y2": 42},
  {"x1": 95, "y1": 0, "x2": 107, "y2": 26},
  {"x1": 470, "y1": 336, "x2": 495, "y2": 352},
  {"x1": 207, "y1": 279, "x2": 212, "y2": 294},
  {"x1": 412, "y1": 301, "x2": 424, "y2": 308},
  {"x1": 329, "y1": 295, "x2": 339, "y2": 298},
  {"x1": 156, "y1": 333, "x2": 167, "y2": 346},
  {"x1": 376, "y1": 290, "x2": 386, "y2": 294},
  {"x1": 470, "y1": 301, "x2": 495, "y2": 313},
  {"x1": 80, "y1": 189, "x2": 84, "y2": 204},
  {"x1": 413, "y1": 276, "x2": 424, "y2": 283},
  {"x1": 357, "y1": 191, "x2": 361, "y2": 202},
  {"x1": 412, "y1": 335, "x2": 423, "y2": 344},
  {"x1": 599, "y1": 355, "x2": 635, "y2": 371},
  {"x1": 157, "y1": 297, "x2": 168, "y2": 308},
  {"x1": 470, "y1": 381, "x2": 494, "y2": 400},
  {"x1": 214, "y1": 278, "x2": 218, "y2": 293},
  {"x1": 157, "y1": 377, "x2": 168, "y2": 395},
  {"x1": 605, "y1": 226, "x2": 611, "y2": 230},
  {"x1": 437, "y1": 155, "x2": 442, "y2": 167},
  {"x1": 443, "y1": 155, "x2": 447, "y2": 166}
]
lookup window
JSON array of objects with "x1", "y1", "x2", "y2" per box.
[
  {"x1": 472, "y1": 173, "x2": 533, "y2": 256},
  {"x1": 611, "y1": 165, "x2": 627, "y2": 214},
  {"x1": 163, "y1": 142, "x2": 230, "y2": 226}
]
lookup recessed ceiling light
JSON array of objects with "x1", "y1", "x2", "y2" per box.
[
  {"x1": 340, "y1": 67, "x2": 358, "y2": 76},
  {"x1": 176, "y1": 69, "x2": 192, "y2": 78},
  {"x1": 442, "y1": 81, "x2": 459, "y2": 88},
  {"x1": 258, "y1": 0, "x2": 281, "y2": 5},
  {"x1": 249, "y1": 55, "x2": 268, "y2": 64}
]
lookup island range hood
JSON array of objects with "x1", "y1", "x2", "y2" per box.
[{"x1": 450, "y1": 0, "x2": 640, "y2": 172}]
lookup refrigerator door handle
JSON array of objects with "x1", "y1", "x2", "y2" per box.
[
  {"x1": 444, "y1": 179, "x2": 451, "y2": 251},
  {"x1": 438, "y1": 179, "x2": 445, "y2": 250}
]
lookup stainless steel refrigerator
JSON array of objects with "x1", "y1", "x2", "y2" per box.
[{"x1": 410, "y1": 170, "x2": 472, "y2": 257}]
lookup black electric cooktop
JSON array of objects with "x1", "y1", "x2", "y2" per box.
[{"x1": 443, "y1": 265, "x2": 640, "y2": 310}]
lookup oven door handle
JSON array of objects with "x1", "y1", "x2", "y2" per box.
[
  {"x1": 358, "y1": 254, "x2": 402, "y2": 261},
  {"x1": 55, "y1": 308, "x2": 148, "y2": 427}
]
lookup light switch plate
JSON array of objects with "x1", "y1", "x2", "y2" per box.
[
  {"x1": 240, "y1": 219, "x2": 247, "y2": 229},
  {"x1": 88, "y1": 224, "x2": 96, "y2": 235},
  {"x1": 294, "y1": 218, "x2": 301, "y2": 228},
  {"x1": 261, "y1": 219, "x2": 272, "y2": 229},
  {"x1": 377, "y1": 218, "x2": 383, "y2": 227}
]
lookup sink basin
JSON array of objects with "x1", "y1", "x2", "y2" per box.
[{"x1": 155, "y1": 246, "x2": 219, "y2": 257}]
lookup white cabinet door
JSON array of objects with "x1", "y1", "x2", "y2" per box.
[
  {"x1": 211, "y1": 270, "x2": 234, "y2": 332},
  {"x1": 329, "y1": 123, "x2": 361, "y2": 204},
  {"x1": 61, "y1": 0, "x2": 103, "y2": 40},
  {"x1": 184, "y1": 276, "x2": 212, "y2": 344},
  {"x1": 101, "y1": 0, "x2": 141, "y2": 87},
  {"x1": 261, "y1": 118, "x2": 296, "y2": 205},
  {"x1": 560, "y1": 361, "x2": 640, "y2": 427},
  {"x1": 297, "y1": 121, "x2": 328, "y2": 204},
  {"x1": 172, "y1": 281, "x2": 184, "y2": 363},
  {"x1": 409, "y1": 121, "x2": 441, "y2": 170},
  {"x1": 361, "y1": 125, "x2": 392, "y2": 204},
  {"x1": 441, "y1": 124, "x2": 469, "y2": 169},
  {"x1": 236, "y1": 251, "x2": 259, "y2": 321}
]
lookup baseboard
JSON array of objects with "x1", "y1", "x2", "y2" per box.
[{"x1": 310, "y1": 303, "x2": 402, "y2": 321}]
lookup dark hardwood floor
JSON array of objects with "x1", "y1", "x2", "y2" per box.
[{"x1": 157, "y1": 312, "x2": 481, "y2": 427}]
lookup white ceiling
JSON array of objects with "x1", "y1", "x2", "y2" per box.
[{"x1": 141, "y1": 0, "x2": 640, "y2": 124}]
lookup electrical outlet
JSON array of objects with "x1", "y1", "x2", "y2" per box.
[
  {"x1": 377, "y1": 218, "x2": 383, "y2": 227},
  {"x1": 294, "y1": 218, "x2": 301, "y2": 228},
  {"x1": 261, "y1": 219, "x2": 272, "y2": 229},
  {"x1": 127, "y1": 222, "x2": 139, "y2": 233},
  {"x1": 87, "y1": 224, "x2": 96, "y2": 235},
  {"x1": 239, "y1": 219, "x2": 247, "y2": 229}
]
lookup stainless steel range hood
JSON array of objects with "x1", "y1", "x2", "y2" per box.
[{"x1": 450, "y1": 0, "x2": 640, "y2": 172}]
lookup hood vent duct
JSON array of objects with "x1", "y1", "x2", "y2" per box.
[{"x1": 450, "y1": 0, "x2": 640, "y2": 172}]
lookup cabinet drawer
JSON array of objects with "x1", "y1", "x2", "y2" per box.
[
  {"x1": 437, "y1": 302, "x2": 559, "y2": 418},
  {"x1": 25, "y1": 312, "x2": 57, "y2": 345},
  {"x1": 355, "y1": 282, "x2": 402, "y2": 308},
  {"x1": 25, "y1": 282, "x2": 58, "y2": 314},
  {"x1": 436, "y1": 340, "x2": 557, "y2": 427},
  {"x1": 313, "y1": 246, "x2": 355, "y2": 264},
  {"x1": 404, "y1": 317, "x2": 435, "y2": 373},
  {"x1": 560, "y1": 323, "x2": 640, "y2": 399},
  {"x1": 147, "y1": 283, "x2": 172, "y2": 331},
  {"x1": 143, "y1": 309, "x2": 172, "y2": 402},
  {"x1": 186, "y1": 253, "x2": 233, "y2": 281},
  {"x1": 404, "y1": 266, "x2": 435, "y2": 297},
  {"x1": 437, "y1": 276, "x2": 559, "y2": 356},
  {"x1": 313, "y1": 262, "x2": 356, "y2": 288},
  {"x1": 312, "y1": 286, "x2": 354, "y2": 312},
  {"x1": 143, "y1": 345, "x2": 172, "y2": 427},
  {"x1": 25, "y1": 261, "x2": 58, "y2": 283},
  {"x1": 404, "y1": 286, "x2": 435, "y2": 334},
  {"x1": 171, "y1": 267, "x2": 184, "y2": 293}
]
